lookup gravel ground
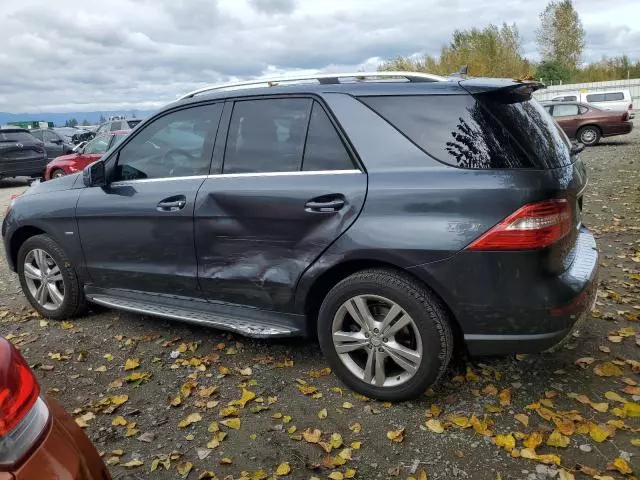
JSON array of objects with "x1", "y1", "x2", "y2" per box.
[{"x1": 0, "y1": 124, "x2": 638, "y2": 480}]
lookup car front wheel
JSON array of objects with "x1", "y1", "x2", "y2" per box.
[
  {"x1": 51, "y1": 169, "x2": 66, "y2": 179},
  {"x1": 317, "y1": 269, "x2": 453, "y2": 401},
  {"x1": 17, "y1": 234, "x2": 87, "y2": 320}
]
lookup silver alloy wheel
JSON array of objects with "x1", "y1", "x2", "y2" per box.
[
  {"x1": 331, "y1": 294, "x2": 423, "y2": 387},
  {"x1": 23, "y1": 249, "x2": 65, "y2": 311},
  {"x1": 52, "y1": 170, "x2": 65, "y2": 178},
  {"x1": 581, "y1": 129, "x2": 596, "y2": 143}
]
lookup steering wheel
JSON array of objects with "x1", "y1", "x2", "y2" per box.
[{"x1": 161, "y1": 148, "x2": 196, "y2": 176}]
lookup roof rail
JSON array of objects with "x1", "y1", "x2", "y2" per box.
[{"x1": 178, "y1": 71, "x2": 447, "y2": 100}]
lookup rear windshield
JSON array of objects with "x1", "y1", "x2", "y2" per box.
[
  {"x1": 0, "y1": 131, "x2": 36, "y2": 143},
  {"x1": 127, "y1": 120, "x2": 141, "y2": 128},
  {"x1": 359, "y1": 95, "x2": 572, "y2": 169}
]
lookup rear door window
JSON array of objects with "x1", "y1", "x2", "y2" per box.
[
  {"x1": 30, "y1": 130, "x2": 44, "y2": 141},
  {"x1": 604, "y1": 92, "x2": 624, "y2": 101},
  {"x1": 360, "y1": 95, "x2": 571, "y2": 169},
  {"x1": 552, "y1": 104, "x2": 579, "y2": 117},
  {"x1": 302, "y1": 103, "x2": 354, "y2": 171},
  {"x1": 586, "y1": 93, "x2": 605, "y2": 102},
  {"x1": 223, "y1": 98, "x2": 311, "y2": 174}
]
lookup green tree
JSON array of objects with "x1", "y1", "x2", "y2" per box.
[
  {"x1": 67, "y1": 118, "x2": 78, "y2": 127},
  {"x1": 81, "y1": 119, "x2": 90, "y2": 126},
  {"x1": 99, "y1": 114, "x2": 106, "y2": 123},
  {"x1": 535, "y1": 60, "x2": 572, "y2": 84},
  {"x1": 380, "y1": 23, "x2": 533, "y2": 78},
  {"x1": 536, "y1": 0, "x2": 585, "y2": 71}
]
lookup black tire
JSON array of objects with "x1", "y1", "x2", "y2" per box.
[
  {"x1": 317, "y1": 269, "x2": 453, "y2": 401},
  {"x1": 577, "y1": 126, "x2": 601, "y2": 146},
  {"x1": 17, "y1": 234, "x2": 87, "y2": 320},
  {"x1": 51, "y1": 169, "x2": 66, "y2": 179}
]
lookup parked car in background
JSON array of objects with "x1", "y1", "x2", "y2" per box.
[
  {"x1": 0, "y1": 336, "x2": 111, "y2": 479},
  {"x1": 29, "y1": 128, "x2": 74, "y2": 161},
  {"x1": 44, "y1": 130, "x2": 129, "y2": 180},
  {"x1": 550, "y1": 89, "x2": 634, "y2": 117},
  {"x1": 53, "y1": 127, "x2": 86, "y2": 143},
  {"x1": 542, "y1": 101, "x2": 633, "y2": 145},
  {"x1": 0, "y1": 128, "x2": 47, "y2": 180},
  {"x1": 3, "y1": 72, "x2": 599, "y2": 401},
  {"x1": 95, "y1": 118, "x2": 142, "y2": 135}
]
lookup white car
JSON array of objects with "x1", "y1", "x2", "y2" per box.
[{"x1": 551, "y1": 89, "x2": 634, "y2": 118}]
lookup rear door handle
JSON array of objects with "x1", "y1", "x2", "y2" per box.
[
  {"x1": 305, "y1": 196, "x2": 345, "y2": 213},
  {"x1": 157, "y1": 195, "x2": 187, "y2": 212}
]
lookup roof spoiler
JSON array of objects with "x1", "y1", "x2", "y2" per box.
[{"x1": 458, "y1": 78, "x2": 546, "y2": 104}]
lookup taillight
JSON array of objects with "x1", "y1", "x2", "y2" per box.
[
  {"x1": 0, "y1": 339, "x2": 49, "y2": 468},
  {"x1": 467, "y1": 199, "x2": 572, "y2": 251}
]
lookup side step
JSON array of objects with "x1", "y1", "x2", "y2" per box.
[{"x1": 87, "y1": 293, "x2": 303, "y2": 338}]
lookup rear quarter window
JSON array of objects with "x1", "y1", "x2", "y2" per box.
[
  {"x1": 359, "y1": 95, "x2": 571, "y2": 169},
  {"x1": 604, "y1": 92, "x2": 624, "y2": 101}
]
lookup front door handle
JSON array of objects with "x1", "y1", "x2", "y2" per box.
[
  {"x1": 305, "y1": 196, "x2": 345, "y2": 213},
  {"x1": 157, "y1": 195, "x2": 187, "y2": 212}
]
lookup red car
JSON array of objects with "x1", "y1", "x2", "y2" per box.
[
  {"x1": 44, "y1": 131, "x2": 129, "y2": 180},
  {"x1": 0, "y1": 337, "x2": 111, "y2": 479}
]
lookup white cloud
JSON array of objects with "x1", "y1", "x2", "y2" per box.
[{"x1": 0, "y1": 0, "x2": 638, "y2": 112}]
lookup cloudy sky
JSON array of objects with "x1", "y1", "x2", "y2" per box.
[{"x1": 1, "y1": 0, "x2": 639, "y2": 113}]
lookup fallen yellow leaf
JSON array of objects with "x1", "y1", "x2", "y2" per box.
[
  {"x1": 546, "y1": 430, "x2": 570, "y2": 448},
  {"x1": 236, "y1": 388, "x2": 256, "y2": 408},
  {"x1": 330, "y1": 432, "x2": 343, "y2": 449},
  {"x1": 111, "y1": 416, "x2": 127, "y2": 426},
  {"x1": 177, "y1": 461, "x2": 193, "y2": 478},
  {"x1": 594, "y1": 362, "x2": 623, "y2": 377},
  {"x1": 124, "y1": 358, "x2": 140, "y2": 371},
  {"x1": 514, "y1": 414, "x2": 529, "y2": 427},
  {"x1": 425, "y1": 419, "x2": 444, "y2": 433},
  {"x1": 604, "y1": 391, "x2": 626, "y2": 403},
  {"x1": 608, "y1": 457, "x2": 632, "y2": 474},
  {"x1": 318, "y1": 408, "x2": 328, "y2": 419},
  {"x1": 342, "y1": 402, "x2": 353, "y2": 409},
  {"x1": 558, "y1": 470, "x2": 575, "y2": 480},
  {"x1": 523, "y1": 432, "x2": 543, "y2": 449},
  {"x1": 109, "y1": 394, "x2": 129, "y2": 406},
  {"x1": 221, "y1": 406, "x2": 239, "y2": 417},
  {"x1": 349, "y1": 422, "x2": 361, "y2": 433},
  {"x1": 450, "y1": 416, "x2": 471, "y2": 428},
  {"x1": 589, "y1": 423, "x2": 611, "y2": 443},
  {"x1": 221, "y1": 418, "x2": 241, "y2": 429},
  {"x1": 386, "y1": 427, "x2": 405, "y2": 443},
  {"x1": 624, "y1": 402, "x2": 640, "y2": 417},
  {"x1": 178, "y1": 412, "x2": 202, "y2": 428},
  {"x1": 328, "y1": 472, "x2": 343, "y2": 480},
  {"x1": 275, "y1": 462, "x2": 291, "y2": 476},
  {"x1": 494, "y1": 434, "x2": 516, "y2": 452},
  {"x1": 499, "y1": 389, "x2": 512, "y2": 407},
  {"x1": 121, "y1": 459, "x2": 144, "y2": 468},
  {"x1": 302, "y1": 428, "x2": 322, "y2": 443},
  {"x1": 520, "y1": 448, "x2": 561, "y2": 465},
  {"x1": 590, "y1": 402, "x2": 609, "y2": 413}
]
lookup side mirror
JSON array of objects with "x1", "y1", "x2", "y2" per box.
[
  {"x1": 51, "y1": 138, "x2": 63, "y2": 144},
  {"x1": 83, "y1": 161, "x2": 106, "y2": 187}
]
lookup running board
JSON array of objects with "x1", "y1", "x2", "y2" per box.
[{"x1": 86, "y1": 293, "x2": 302, "y2": 338}]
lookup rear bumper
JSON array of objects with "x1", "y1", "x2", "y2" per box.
[
  {"x1": 602, "y1": 121, "x2": 633, "y2": 137},
  {"x1": 409, "y1": 227, "x2": 599, "y2": 356},
  {"x1": 11, "y1": 398, "x2": 111, "y2": 480}
]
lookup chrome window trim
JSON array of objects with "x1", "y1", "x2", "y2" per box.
[{"x1": 109, "y1": 169, "x2": 362, "y2": 185}]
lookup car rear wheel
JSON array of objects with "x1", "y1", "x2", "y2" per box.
[
  {"x1": 317, "y1": 269, "x2": 453, "y2": 401},
  {"x1": 51, "y1": 169, "x2": 66, "y2": 179},
  {"x1": 578, "y1": 126, "x2": 601, "y2": 146},
  {"x1": 17, "y1": 234, "x2": 87, "y2": 320}
]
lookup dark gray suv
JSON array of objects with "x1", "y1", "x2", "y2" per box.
[{"x1": 2, "y1": 72, "x2": 599, "y2": 400}]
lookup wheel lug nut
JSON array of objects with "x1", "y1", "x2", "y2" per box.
[
  {"x1": 378, "y1": 347, "x2": 384, "y2": 352},
  {"x1": 364, "y1": 332, "x2": 370, "y2": 338},
  {"x1": 373, "y1": 328, "x2": 379, "y2": 334},
  {"x1": 383, "y1": 337, "x2": 388, "y2": 342}
]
